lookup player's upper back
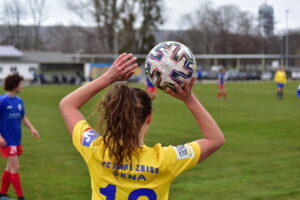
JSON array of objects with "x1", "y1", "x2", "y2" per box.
[
  {"x1": 0, "y1": 94, "x2": 24, "y2": 117},
  {"x1": 275, "y1": 70, "x2": 287, "y2": 83},
  {"x1": 72, "y1": 120, "x2": 201, "y2": 200}
]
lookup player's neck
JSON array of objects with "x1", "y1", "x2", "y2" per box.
[
  {"x1": 138, "y1": 132, "x2": 145, "y2": 146},
  {"x1": 6, "y1": 91, "x2": 17, "y2": 97},
  {"x1": 138, "y1": 124, "x2": 148, "y2": 146}
]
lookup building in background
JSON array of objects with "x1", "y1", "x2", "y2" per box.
[
  {"x1": 258, "y1": 2, "x2": 274, "y2": 37},
  {"x1": 0, "y1": 46, "x2": 83, "y2": 84},
  {"x1": 0, "y1": 46, "x2": 38, "y2": 81}
]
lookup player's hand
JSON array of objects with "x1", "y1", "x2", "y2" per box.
[
  {"x1": 104, "y1": 53, "x2": 138, "y2": 83},
  {"x1": 31, "y1": 128, "x2": 40, "y2": 139},
  {"x1": 0, "y1": 135, "x2": 7, "y2": 147},
  {"x1": 166, "y1": 77, "x2": 196, "y2": 102}
]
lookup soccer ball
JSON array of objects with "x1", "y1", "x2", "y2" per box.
[{"x1": 145, "y1": 41, "x2": 196, "y2": 90}]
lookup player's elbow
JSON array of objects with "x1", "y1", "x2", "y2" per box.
[
  {"x1": 59, "y1": 98, "x2": 68, "y2": 112},
  {"x1": 219, "y1": 135, "x2": 225, "y2": 147},
  {"x1": 216, "y1": 133, "x2": 225, "y2": 148}
]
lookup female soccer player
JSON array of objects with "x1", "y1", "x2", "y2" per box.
[
  {"x1": 59, "y1": 53, "x2": 225, "y2": 199},
  {"x1": 274, "y1": 67, "x2": 287, "y2": 100},
  {"x1": 217, "y1": 68, "x2": 227, "y2": 100},
  {"x1": 0, "y1": 73, "x2": 40, "y2": 200}
]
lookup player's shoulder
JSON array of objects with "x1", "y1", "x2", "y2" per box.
[
  {"x1": 0, "y1": 94, "x2": 9, "y2": 104},
  {"x1": 0, "y1": 93, "x2": 8, "y2": 99},
  {"x1": 15, "y1": 96, "x2": 23, "y2": 102},
  {"x1": 147, "y1": 143, "x2": 177, "y2": 156},
  {"x1": 143, "y1": 143, "x2": 167, "y2": 156}
]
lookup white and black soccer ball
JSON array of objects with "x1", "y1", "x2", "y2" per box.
[{"x1": 145, "y1": 41, "x2": 196, "y2": 91}]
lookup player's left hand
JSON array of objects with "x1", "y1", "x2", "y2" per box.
[{"x1": 31, "y1": 128, "x2": 40, "y2": 139}]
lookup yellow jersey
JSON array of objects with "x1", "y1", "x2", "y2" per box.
[
  {"x1": 274, "y1": 70, "x2": 287, "y2": 84},
  {"x1": 73, "y1": 120, "x2": 201, "y2": 200}
]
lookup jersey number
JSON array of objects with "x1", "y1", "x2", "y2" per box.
[{"x1": 100, "y1": 184, "x2": 157, "y2": 200}]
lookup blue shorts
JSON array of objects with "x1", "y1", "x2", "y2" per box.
[{"x1": 276, "y1": 83, "x2": 285, "y2": 88}]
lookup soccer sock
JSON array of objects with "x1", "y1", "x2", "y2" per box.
[
  {"x1": 0, "y1": 170, "x2": 11, "y2": 194},
  {"x1": 223, "y1": 92, "x2": 227, "y2": 99},
  {"x1": 277, "y1": 91, "x2": 280, "y2": 99},
  {"x1": 10, "y1": 173, "x2": 23, "y2": 197},
  {"x1": 217, "y1": 92, "x2": 222, "y2": 98}
]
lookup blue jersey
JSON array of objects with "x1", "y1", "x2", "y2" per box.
[
  {"x1": 218, "y1": 72, "x2": 225, "y2": 85},
  {"x1": 0, "y1": 94, "x2": 25, "y2": 146}
]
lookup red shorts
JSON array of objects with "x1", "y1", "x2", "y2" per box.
[
  {"x1": 147, "y1": 87, "x2": 156, "y2": 93},
  {"x1": 218, "y1": 84, "x2": 224, "y2": 89},
  {"x1": 1, "y1": 145, "x2": 22, "y2": 157}
]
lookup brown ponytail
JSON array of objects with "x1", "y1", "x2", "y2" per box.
[{"x1": 98, "y1": 84, "x2": 152, "y2": 169}]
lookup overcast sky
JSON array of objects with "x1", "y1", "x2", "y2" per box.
[{"x1": 21, "y1": 0, "x2": 300, "y2": 32}]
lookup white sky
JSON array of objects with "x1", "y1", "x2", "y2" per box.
[
  {"x1": 6, "y1": 0, "x2": 300, "y2": 31},
  {"x1": 162, "y1": 0, "x2": 300, "y2": 32}
]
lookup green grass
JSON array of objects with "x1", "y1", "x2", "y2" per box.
[{"x1": 0, "y1": 81, "x2": 300, "y2": 200}]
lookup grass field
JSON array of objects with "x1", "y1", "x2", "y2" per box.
[{"x1": 0, "y1": 81, "x2": 300, "y2": 200}]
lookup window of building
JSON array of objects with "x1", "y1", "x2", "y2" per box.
[
  {"x1": 29, "y1": 67, "x2": 36, "y2": 73},
  {"x1": 10, "y1": 67, "x2": 17, "y2": 73}
]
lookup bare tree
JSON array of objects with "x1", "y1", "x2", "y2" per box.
[
  {"x1": 177, "y1": 1, "x2": 260, "y2": 54},
  {"x1": 136, "y1": 0, "x2": 163, "y2": 53},
  {"x1": 65, "y1": 0, "x2": 163, "y2": 53},
  {"x1": 28, "y1": 0, "x2": 47, "y2": 50},
  {"x1": 1, "y1": 0, "x2": 26, "y2": 48},
  {"x1": 65, "y1": 0, "x2": 126, "y2": 53},
  {"x1": 118, "y1": 0, "x2": 163, "y2": 53}
]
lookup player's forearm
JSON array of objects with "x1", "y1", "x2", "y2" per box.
[
  {"x1": 184, "y1": 94, "x2": 224, "y2": 145},
  {"x1": 59, "y1": 73, "x2": 112, "y2": 110},
  {"x1": 22, "y1": 116, "x2": 35, "y2": 130}
]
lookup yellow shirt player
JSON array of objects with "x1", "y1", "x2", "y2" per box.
[
  {"x1": 274, "y1": 67, "x2": 287, "y2": 100},
  {"x1": 73, "y1": 120, "x2": 200, "y2": 199},
  {"x1": 60, "y1": 53, "x2": 225, "y2": 199}
]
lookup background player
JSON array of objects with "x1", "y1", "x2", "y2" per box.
[
  {"x1": 217, "y1": 68, "x2": 227, "y2": 100},
  {"x1": 145, "y1": 76, "x2": 157, "y2": 100},
  {"x1": 0, "y1": 73, "x2": 40, "y2": 200},
  {"x1": 59, "y1": 53, "x2": 225, "y2": 199},
  {"x1": 274, "y1": 67, "x2": 287, "y2": 100}
]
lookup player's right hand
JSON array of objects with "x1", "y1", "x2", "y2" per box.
[
  {"x1": 31, "y1": 128, "x2": 40, "y2": 139},
  {"x1": 104, "y1": 53, "x2": 138, "y2": 83},
  {"x1": 166, "y1": 77, "x2": 196, "y2": 102}
]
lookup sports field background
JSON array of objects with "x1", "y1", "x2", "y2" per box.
[{"x1": 0, "y1": 81, "x2": 299, "y2": 200}]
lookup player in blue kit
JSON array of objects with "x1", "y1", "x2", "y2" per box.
[
  {"x1": 145, "y1": 77, "x2": 157, "y2": 100},
  {"x1": 0, "y1": 73, "x2": 40, "y2": 200},
  {"x1": 217, "y1": 68, "x2": 227, "y2": 100}
]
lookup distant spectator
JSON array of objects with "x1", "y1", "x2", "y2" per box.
[
  {"x1": 31, "y1": 71, "x2": 38, "y2": 84},
  {"x1": 62, "y1": 75, "x2": 68, "y2": 84},
  {"x1": 69, "y1": 76, "x2": 76, "y2": 84},
  {"x1": 217, "y1": 68, "x2": 227, "y2": 100},
  {"x1": 39, "y1": 73, "x2": 45, "y2": 84},
  {"x1": 52, "y1": 75, "x2": 59, "y2": 84},
  {"x1": 274, "y1": 67, "x2": 287, "y2": 100},
  {"x1": 197, "y1": 70, "x2": 202, "y2": 80}
]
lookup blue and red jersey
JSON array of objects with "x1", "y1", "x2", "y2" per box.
[
  {"x1": 0, "y1": 94, "x2": 25, "y2": 146},
  {"x1": 218, "y1": 72, "x2": 225, "y2": 85}
]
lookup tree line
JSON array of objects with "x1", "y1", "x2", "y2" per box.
[{"x1": 0, "y1": 0, "x2": 299, "y2": 56}]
